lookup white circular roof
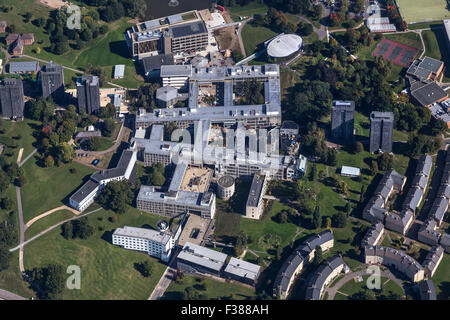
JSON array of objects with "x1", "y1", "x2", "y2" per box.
[{"x1": 267, "y1": 34, "x2": 303, "y2": 58}]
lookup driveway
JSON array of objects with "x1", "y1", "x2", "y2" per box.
[{"x1": 0, "y1": 288, "x2": 27, "y2": 300}]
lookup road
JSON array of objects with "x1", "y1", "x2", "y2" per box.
[
  {"x1": 236, "y1": 18, "x2": 252, "y2": 57},
  {"x1": 0, "y1": 288, "x2": 27, "y2": 300},
  {"x1": 148, "y1": 267, "x2": 176, "y2": 300},
  {"x1": 76, "y1": 121, "x2": 126, "y2": 156}
]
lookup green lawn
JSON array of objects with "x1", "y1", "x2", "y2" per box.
[
  {"x1": 337, "y1": 275, "x2": 404, "y2": 299},
  {"x1": 241, "y1": 23, "x2": 277, "y2": 55},
  {"x1": 384, "y1": 32, "x2": 423, "y2": 51},
  {"x1": 396, "y1": 0, "x2": 450, "y2": 23},
  {"x1": 432, "y1": 253, "x2": 450, "y2": 299},
  {"x1": 20, "y1": 160, "x2": 95, "y2": 223},
  {"x1": 228, "y1": 3, "x2": 269, "y2": 22},
  {"x1": 0, "y1": 119, "x2": 40, "y2": 162},
  {"x1": 240, "y1": 201, "x2": 299, "y2": 255},
  {"x1": 23, "y1": 206, "x2": 168, "y2": 299},
  {"x1": 0, "y1": 251, "x2": 35, "y2": 299},
  {"x1": 161, "y1": 275, "x2": 256, "y2": 300},
  {"x1": 75, "y1": 19, "x2": 134, "y2": 69},
  {"x1": 421, "y1": 27, "x2": 450, "y2": 81},
  {"x1": 25, "y1": 209, "x2": 76, "y2": 240}
]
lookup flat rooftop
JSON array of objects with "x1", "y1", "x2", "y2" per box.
[
  {"x1": 113, "y1": 226, "x2": 171, "y2": 245},
  {"x1": 246, "y1": 174, "x2": 266, "y2": 208},
  {"x1": 177, "y1": 214, "x2": 212, "y2": 247},
  {"x1": 178, "y1": 241, "x2": 227, "y2": 272}
]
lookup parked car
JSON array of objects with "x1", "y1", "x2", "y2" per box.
[
  {"x1": 92, "y1": 159, "x2": 99, "y2": 165},
  {"x1": 85, "y1": 153, "x2": 89, "y2": 157}
]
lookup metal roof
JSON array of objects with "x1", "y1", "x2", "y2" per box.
[
  {"x1": 178, "y1": 242, "x2": 227, "y2": 272},
  {"x1": 267, "y1": 34, "x2": 303, "y2": 58},
  {"x1": 341, "y1": 166, "x2": 360, "y2": 176},
  {"x1": 113, "y1": 64, "x2": 125, "y2": 78},
  {"x1": 224, "y1": 257, "x2": 261, "y2": 281},
  {"x1": 9, "y1": 61, "x2": 39, "y2": 73}
]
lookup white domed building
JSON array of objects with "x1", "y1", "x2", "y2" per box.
[{"x1": 266, "y1": 34, "x2": 303, "y2": 61}]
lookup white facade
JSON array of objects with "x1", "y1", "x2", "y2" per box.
[{"x1": 112, "y1": 226, "x2": 175, "y2": 262}]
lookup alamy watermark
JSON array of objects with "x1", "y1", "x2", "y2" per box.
[
  {"x1": 66, "y1": 265, "x2": 81, "y2": 290},
  {"x1": 365, "y1": 265, "x2": 381, "y2": 290},
  {"x1": 66, "y1": 4, "x2": 81, "y2": 30}
]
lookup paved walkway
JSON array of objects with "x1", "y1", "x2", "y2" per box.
[
  {"x1": 18, "y1": 149, "x2": 37, "y2": 167},
  {"x1": 0, "y1": 288, "x2": 27, "y2": 300},
  {"x1": 324, "y1": 268, "x2": 405, "y2": 300},
  {"x1": 10, "y1": 207, "x2": 103, "y2": 252},
  {"x1": 148, "y1": 266, "x2": 176, "y2": 300},
  {"x1": 16, "y1": 148, "x2": 24, "y2": 164},
  {"x1": 15, "y1": 187, "x2": 25, "y2": 273},
  {"x1": 25, "y1": 205, "x2": 80, "y2": 228}
]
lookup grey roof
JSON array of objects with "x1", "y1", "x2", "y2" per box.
[
  {"x1": 76, "y1": 75, "x2": 99, "y2": 87},
  {"x1": 160, "y1": 64, "x2": 192, "y2": 77},
  {"x1": 137, "y1": 185, "x2": 214, "y2": 208},
  {"x1": 361, "y1": 222, "x2": 384, "y2": 248},
  {"x1": 149, "y1": 124, "x2": 164, "y2": 141},
  {"x1": 9, "y1": 61, "x2": 39, "y2": 73},
  {"x1": 407, "y1": 57, "x2": 444, "y2": 81},
  {"x1": 177, "y1": 242, "x2": 227, "y2": 272},
  {"x1": 341, "y1": 166, "x2": 360, "y2": 176},
  {"x1": 246, "y1": 173, "x2": 266, "y2": 208},
  {"x1": 156, "y1": 85, "x2": 178, "y2": 102},
  {"x1": 403, "y1": 186, "x2": 423, "y2": 211},
  {"x1": 142, "y1": 54, "x2": 174, "y2": 74},
  {"x1": 418, "y1": 218, "x2": 442, "y2": 246},
  {"x1": 419, "y1": 280, "x2": 437, "y2": 300},
  {"x1": 91, "y1": 149, "x2": 135, "y2": 183},
  {"x1": 167, "y1": 14, "x2": 183, "y2": 25},
  {"x1": 439, "y1": 233, "x2": 450, "y2": 249},
  {"x1": 224, "y1": 257, "x2": 261, "y2": 282},
  {"x1": 113, "y1": 226, "x2": 171, "y2": 245},
  {"x1": 170, "y1": 21, "x2": 207, "y2": 38},
  {"x1": 70, "y1": 179, "x2": 99, "y2": 204},
  {"x1": 273, "y1": 230, "x2": 333, "y2": 295},
  {"x1": 218, "y1": 175, "x2": 234, "y2": 188},
  {"x1": 430, "y1": 196, "x2": 448, "y2": 223},
  {"x1": 143, "y1": 19, "x2": 160, "y2": 30},
  {"x1": 305, "y1": 255, "x2": 346, "y2": 300},
  {"x1": 281, "y1": 120, "x2": 299, "y2": 130},
  {"x1": 113, "y1": 65, "x2": 125, "y2": 78},
  {"x1": 422, "y1": 246, "x2": 444, "y2": 276},
  {"x1": 411, "y1": 81, "x2": 448, "y2": 106},
  {"x1": 168, "y1": 162, "x2": 187, "y2": 192},
  {"x1": 365, "y1": 246, "x2": 424, "y2": 277}
]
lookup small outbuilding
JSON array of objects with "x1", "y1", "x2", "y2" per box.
[{"x1": 341, "y1": 166, "x2": 361, "y2": 177}]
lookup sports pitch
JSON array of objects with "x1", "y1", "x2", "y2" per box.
[{"x1": 396, "y1": 0, "x2": 450, "y2": 23}]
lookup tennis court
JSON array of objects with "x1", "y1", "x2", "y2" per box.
[{"x1": 372, "y1": 39, "x2": 419, "y2": 67}]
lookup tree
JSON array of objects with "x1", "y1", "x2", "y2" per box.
[
  {"x1": 96, "y1": 181, "x2": 133, "y2": 213},
  {"x1": 276, "y1": 210, "x2": 288, "y2": 224},
  {"x1": 61, "y1": 221, "x2": 73, "y2": 239},
  {"x1": 57, "y1": 143, "x2": 75, "y2": 164},
  {"x1": 354, "y1": 141, "x2": 363, "y2": 153},
  {"x1": 370, "y1": 160, "x2": 378, "y2": 176},
  {"x1": 15, "y1": 171, "x2": 26, "y2": 187},
  {"x1": 0, "y1": 243, "x2": 11, "y2": 271},
  {"x1": 135, "y1": 260, "x2": 153, "y2": 277},
  {"x1": 325, "y1": 217, "x2": 332, "y2": 229},
  {"x1": 87, "y1": 137, "x2": 102, "y2": 151},
  {"x1": 333, "y1": 212, "x2": 347, "y2": 228},
  {"x1": 377, "y1": 153, "x2": 393, "y2": 170},
  {"x1": 102, "y1": 119, "x2": 115, "y2": 137},
  {"x1": 313, "y1": 205, "x2": 321, "y2": 229},
  {"x1": 124, "y1": 0, "x2": 147, "y2": 19},
  {"x1": 44, "y1": 155, "x2": 55, "y2": 168},
  {"x1": 313, "y1": 245, "x2": 323, "y2": 266},
  {"x1": 1, "y1": 197, "x2": 14, "y2": 210}
]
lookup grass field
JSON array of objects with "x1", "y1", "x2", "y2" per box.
[
  {"x1": 227, "y1": 3, "x2": 269, "y2": 22},
  {"x1": 0, "y1": 119, "x2": 40, "y2": 162},
  {"x1": 241, "y1": 23, "x2": 277, "y2": 55},
  {"x1": 25, "y1": 209, "x2": 76, "y2": 239},
  {"x1": 20, "y1": 159, "x2": 95, "y2": 222},
  {"x1": 0, "y1": 251, "x2": 35, "y2": 299},
  {"x1": 23, "y1": 206, "x2": 168, "y2": 299},
  {"x1": 336, "y1": 275, "x2": 404, "y2": 300},
  {"x1": 432, "y1": 253, "x2": 450, "y2": 299},
  {"x1": 161, "y1": 275, "x2": 256, "y2": 300},
  {"x1": 396, "y1": 0, "x2": 450, "y2": 23}
]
